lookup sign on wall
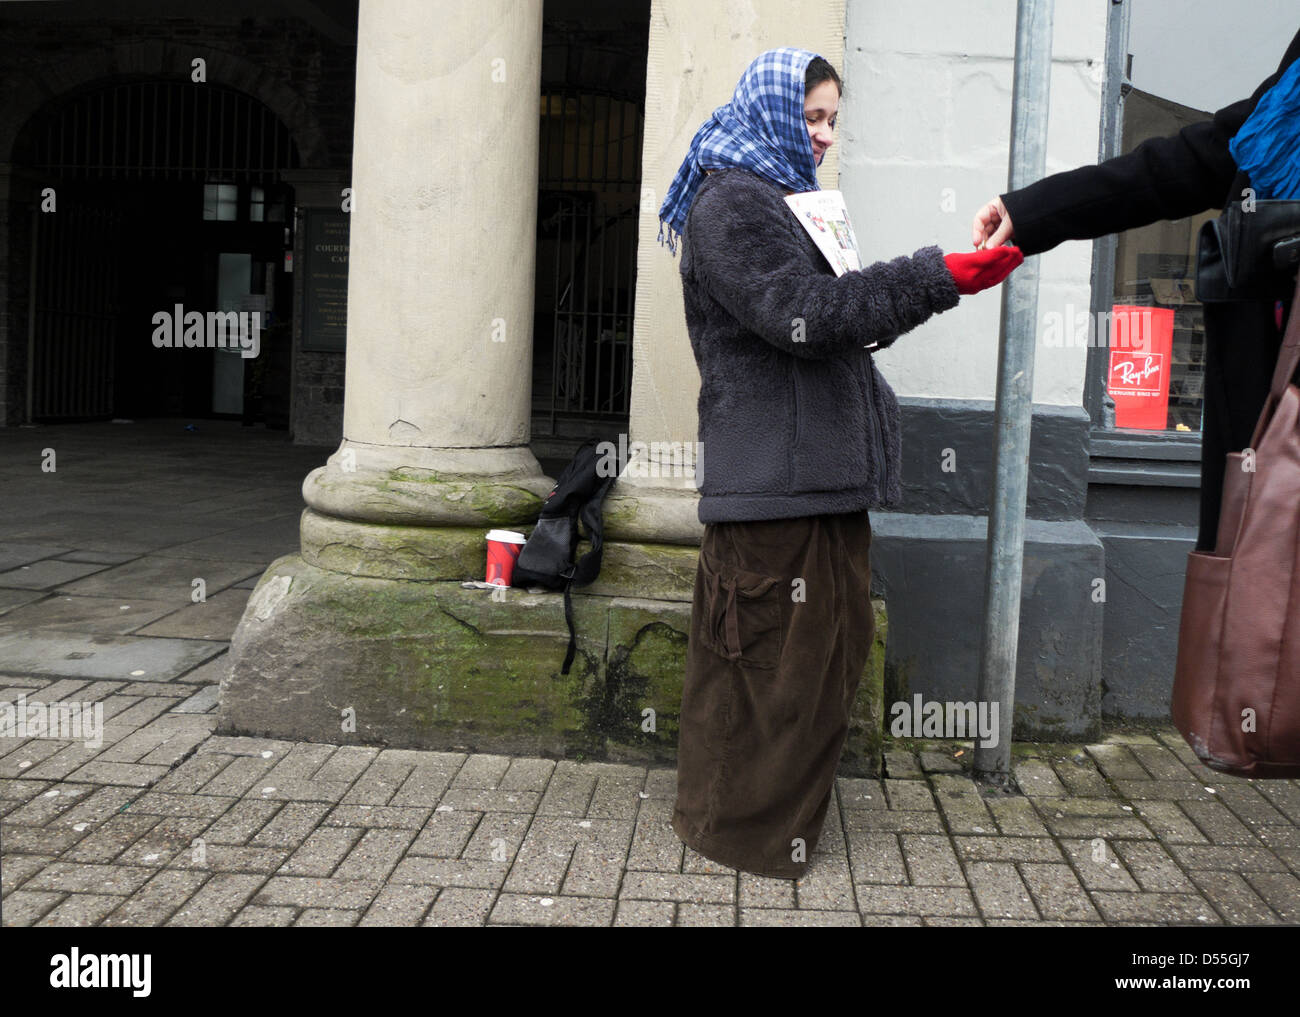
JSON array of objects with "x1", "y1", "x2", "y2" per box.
[{"x1": 301, "y1": 208, "x2": 350, "y2": 352}]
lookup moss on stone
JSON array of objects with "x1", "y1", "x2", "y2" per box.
[
  {"x1": 223, "y1": 552, "x2": 893, "y2": 768},
  {"x1": 599, "y1": 497, "x2": 652, "y2": 535},
  {"x1": 460, "y1": 482, "x2": 546, "y2": 521},
  {"x1": 840, "y1": 597, "x2": 887, "y2": 777},
  {"x1": 598, "y1": 600, "x2": 691, "y2": 764}
]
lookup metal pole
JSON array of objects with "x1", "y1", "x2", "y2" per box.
[{"x1": 974, "y1": 0, "x2": 1054, "y2": 784}]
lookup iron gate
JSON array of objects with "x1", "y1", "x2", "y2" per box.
[
  {"x1": 28, "y1": 201, "x2": 123, "y2": 419},
  {"x1": 22, "y1": 79, "x2": 298, "y2": 181},
  {"x1": 537, "y1": 87, "x2": 643, "y2": 436}
]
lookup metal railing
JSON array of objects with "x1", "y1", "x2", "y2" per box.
[
  {"x1": 537, "y1": 87, "x2": 643, "y2": 434},
  {"x1": 19, "y1": 79, "x2": 299, "y2": 181},
  {"x1": 28, "y1": 202, "x2": 122, "y2": 420}
]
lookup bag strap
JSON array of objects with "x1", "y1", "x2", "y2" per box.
[
  {"x1": 1249, "y1": 270, "x2": 1300, "y2": 451},
  {"x1": 553, "y1": 446, "x2": 619, "y2": 676},
  {"x1": 569, "y1": 474, "x2": 617, "y2": 586},
  {"x1": 558, "y1": 475, "x2": 615, "y2": 676},
  {"x1": 560, "y1": 577, "x2": 577, "y2": 675}
]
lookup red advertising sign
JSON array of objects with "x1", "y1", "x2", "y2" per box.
[{"x1": 1107, "y1": 305, "x2": 1174, "y2": 430}]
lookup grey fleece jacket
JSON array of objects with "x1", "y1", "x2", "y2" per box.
[{"x1": 679, "y1": 167, "x2": 961, "y2": 524}]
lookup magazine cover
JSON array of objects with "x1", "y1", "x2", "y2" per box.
[{"x1": 784, "y1": 189, "x2": 862, "y2": 277}]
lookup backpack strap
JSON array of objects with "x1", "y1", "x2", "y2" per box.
[
  {"x1": 569, "y1": 473, "x2": 617, "y2": 586},
  {"x1": 560, "y1": 575, "x2": 577, "y2": 675},
  {"x1": 558, "y1": 474, "x2": 614, "y2": 675},
  {"x1": 519, "y1": 439, "x2": 619, "y2": 676}
]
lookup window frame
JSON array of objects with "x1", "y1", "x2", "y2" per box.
[{"x1": 1084, "y1": 0, "x2": 1203, "y2": 464}]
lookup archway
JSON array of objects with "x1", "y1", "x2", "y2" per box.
[{"x1": 0, "y1": 43, "x2": 328, "y2": 426}]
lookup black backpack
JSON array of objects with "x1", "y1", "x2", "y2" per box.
[{"x1": 511, "y1": 437, "x2": 620, "y2": 674}]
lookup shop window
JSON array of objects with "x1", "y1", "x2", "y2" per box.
[{"x1": 1108, "y1": 93, "x2": 1216, "y2": 433}]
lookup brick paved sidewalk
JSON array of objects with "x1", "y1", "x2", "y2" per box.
[
  {"x1": 2, "y1": 422, "x2": 1298, "y2": 926},
  {"x1": 3, "y1": 683, "x2": 1299, "y2": 926}
]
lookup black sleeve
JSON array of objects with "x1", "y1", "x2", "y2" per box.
[{"x1": 1001, "y1": 30, "x2": 1300, "y2": 256}]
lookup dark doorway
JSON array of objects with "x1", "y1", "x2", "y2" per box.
[
  {"x1": 16, "y1": 79, "x2": 298, "y2": 425},
  {"x1": 534, "y1": 1, "x2": 650, "y2": 474}
]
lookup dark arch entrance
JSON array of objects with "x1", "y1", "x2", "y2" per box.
[
  {"x1": 531, "y1": 0, "x2": 650, "y2": 475},
  {"x1": 13, "y1": 78, "x2": 300, "y2": 424}
]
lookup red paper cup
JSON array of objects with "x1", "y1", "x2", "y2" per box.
[{"x1": 485, "y1": 529, "x2": 527, "y2": 587}]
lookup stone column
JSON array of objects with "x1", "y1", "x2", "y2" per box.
[
  {"x1": 603, "y1": 0, "x2": 846, "y2": 546},
  {"x1": 222, "y1": 0, "x2": 563, "y2": 750},
  {"x1": 299, "y1": 0, "x2": 552, "y2": 576}
]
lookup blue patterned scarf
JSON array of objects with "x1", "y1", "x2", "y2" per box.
[
  {"x1": 657, "y1": 46, "x2": 824, "y2": 256},
  {"x1": 1229, "y1": 56, "x2": 1300, "y2": 200}
]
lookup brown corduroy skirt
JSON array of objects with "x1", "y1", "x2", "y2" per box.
[{"x1": 672, "y1": 508, "x2": 874, "y2": 879}]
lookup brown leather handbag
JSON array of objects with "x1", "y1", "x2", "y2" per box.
[{"x1": 1172, "y1": 271, "x2": 1300, "y2": 778}]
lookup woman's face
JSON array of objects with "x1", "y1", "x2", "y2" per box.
[{"x1": 805, "y1": 79, "x2": 839, "y2": 165}]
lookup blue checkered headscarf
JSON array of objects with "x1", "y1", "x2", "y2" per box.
[{"x1": 657, "y1": 46, "x2": 825, "y2": 256}]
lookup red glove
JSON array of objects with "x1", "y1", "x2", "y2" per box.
[{"x1": 944, "y1": 246, "x2": 1024, "y2": 295}]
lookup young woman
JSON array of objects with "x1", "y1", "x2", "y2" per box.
[{"x1": 657, "y1": 46, "x2": 1022, "y2": 879}]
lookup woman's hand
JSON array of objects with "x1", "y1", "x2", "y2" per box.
[
  {"x1": 972, "y1": 197, "x2": 1015, "y2": 249},
  {"x1": 943, "y1": 246, "x2": 1024, "y2": 295}
]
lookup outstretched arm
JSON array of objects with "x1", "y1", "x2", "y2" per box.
[
  {"x1": 997, "y1": 99, "x2": 1252, "y2": 256},
  {"x1": 971, "y1": 26, "x2": 1300, "y2": 255},
  {"x1": 686, "y1": 180, "x2": 961, "y2": 359}
]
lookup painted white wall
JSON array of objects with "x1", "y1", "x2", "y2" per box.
[
  {"x1": 841, "y1": 0, "x2": 1296, "y2": 408},
  {"x1": 842, "y1": 0, "x2": 1107, "y2": 407},
  {"x1": 1128, "y1": 0, "x2": 1294, "y2": 112}
]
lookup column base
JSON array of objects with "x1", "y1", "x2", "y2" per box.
[
  {"x1": 301, "y1": 440, "x2": 555, "y2": 527},
  {"x1": 600, "y1": 470, "x2": 705, "y2": 546},
  {"x1": 220, "y1": 550, "x2": 887, "y2": 771}
]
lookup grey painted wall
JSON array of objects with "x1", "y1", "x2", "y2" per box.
[{"x1": 880, "y1": 397, "x2": 1203, "y2": 733}]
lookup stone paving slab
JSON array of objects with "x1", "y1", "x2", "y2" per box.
[
  {"x1": 0, "y1": 544, "x2": 75, "y2": 572},
  {"x1": 56, "y1": 550, "x2": 142, "y2": 567},
  {"x1": 0, "y1": 559, "x2": 110, "y2": 590},
  {"x1": 0, "y1": 630, "x2": 226, "y2": 682},
  {"x1": 53, "y1": 555, "x2": 266, "y2": 601},
  {"x1": 133, "y1": 590, "x2": 252, "y2": 641},
  {"x1": 156, "y1": 515, "x2": 302, "y2": 564},
  {"x1": 171, "y1": 686, "x2": 221, "y2": 714},
  {"x1": 0, "y1": 593, "x2": 189, "y2": 632},
  {"x1": 0, "y1": 590, "x2": 48, "y2": 615},
  {"x1": 172, "y1": 653, "x2": 233, "y2": 684}
]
